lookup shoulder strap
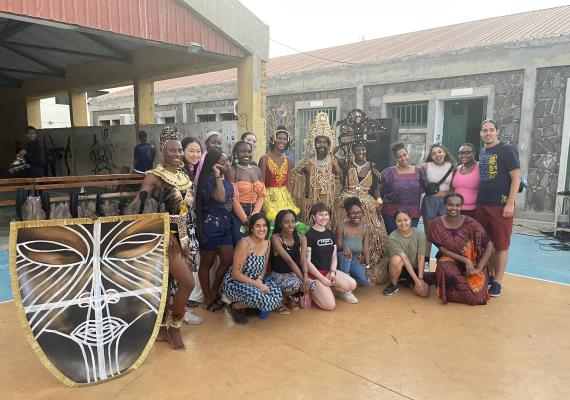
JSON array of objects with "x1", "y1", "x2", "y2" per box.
[{"x1": 438, "y1": 165, "x2": 454, "y2": 185}]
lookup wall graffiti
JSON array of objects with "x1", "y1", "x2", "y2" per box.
[{"x1": 89, "y1": 128, "x2": 116, "y2": 174}]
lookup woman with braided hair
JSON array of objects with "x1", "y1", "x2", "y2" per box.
[{"x1": 135, "y1": 126, "x2": 195, "y2": 350}]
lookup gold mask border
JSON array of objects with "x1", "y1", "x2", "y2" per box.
[{"x1": 9, "y1": 213, "x2": 170, "y2": 387}]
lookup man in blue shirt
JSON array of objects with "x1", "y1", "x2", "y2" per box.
[{"x1": 133, "y1": 130, "x2": 155, "y2": 173}]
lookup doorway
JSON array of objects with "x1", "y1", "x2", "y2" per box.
[{"x1": 442, "y1": 98, "x2": 486, "y2": 158}]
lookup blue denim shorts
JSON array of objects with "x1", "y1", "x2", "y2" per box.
[{"x1": 421, "y1": 195, "x2": 446, "y2": 219}]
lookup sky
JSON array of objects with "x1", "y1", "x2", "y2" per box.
[{"x1": 239, "y1": 0, "x2": 570, "y2": 58}]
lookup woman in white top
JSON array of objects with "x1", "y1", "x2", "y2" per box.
[{"x1": 421, "y1": 144, "x2": 456, "y2": 260}]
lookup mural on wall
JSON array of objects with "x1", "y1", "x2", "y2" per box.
[
  {"x1": 42, "y1": 132, "x2": 72, "y2": 176},
  {"x1": 90, "y1": 128, "x2": 117, "y2": 174},
  {"x1": 266, "y1": 105, "x2": 296, "y2": 154}
]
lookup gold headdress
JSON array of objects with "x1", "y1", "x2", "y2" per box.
[
  {"x1": 270, "y1": 126, "x2": 291, "y2": 146},
  {"x1": 159, "y1": 126, "x2": 181, "y2": 152},
  {"x1": 305, "y1": 112, "x2": 336, "y2": 155}
]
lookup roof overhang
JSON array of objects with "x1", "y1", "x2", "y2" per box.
[{"x1": 0, "y1": 0, "x2": 266, "y2": 99}]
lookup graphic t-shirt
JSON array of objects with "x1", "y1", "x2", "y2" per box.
[
  {"x1": 305, "y1": 228, "x2": 336, "y2": 270},
  {"x1": 477, "y1": 142, "x2": 520, "y2": 206}
]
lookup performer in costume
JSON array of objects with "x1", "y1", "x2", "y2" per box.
[
  {"x1": 335, "y1": 139, "x2": 390, "y2": 284},
  {"x1": 136, "y1": 126, "x2": 195, "y2": 350},
  {"x1": 292, "y1": 112, "x2": 341, "y2": 226},
  {"x1": 259, "y1": 125, "x2": 299, "y2": 221}
]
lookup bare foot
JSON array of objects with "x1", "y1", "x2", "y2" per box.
[
  {"x1": 156, "y1": 326, "x2": 168, "y2": 342},
  {"x1": 167, "y1": 327, "x2": 186, "y2": 350}
]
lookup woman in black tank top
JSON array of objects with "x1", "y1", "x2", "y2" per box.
[{"x1": 269, "y1": 210, "x2": 310, "y2": 314}]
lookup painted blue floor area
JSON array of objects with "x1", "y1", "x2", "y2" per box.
[
  {"x1": 0, "y1": 231, "x2": 568, "y2": 302},
  {"x1": 0, "y1": 251, "x2": 11, "y2": 302}
]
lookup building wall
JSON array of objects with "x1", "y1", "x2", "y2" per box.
[
  {"x1": 527, "y1": 66, "x2": 570, "y2": 212},
  {"x1": 92, "y1": 108, "x2": 133, "y2": 125},
  {"x1": 363, "y1": 70, "x2": 525, "y2": 163}
]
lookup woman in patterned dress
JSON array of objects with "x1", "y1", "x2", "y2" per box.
[
  {"x1": 430, "y1": 193, "x2": 494, "y2": 305},
  {"x1": 259, "y1": 126, "x2": 299, "y2": 222},
  {"x1": 223, "y1": 213, "x2": 282, "y2": 324}
]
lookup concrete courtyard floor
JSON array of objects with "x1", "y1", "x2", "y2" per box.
[
  {"x1": 0, "y1": 218, "x2": 568, "y2": 399},
  {"x1": 0, "y1": 274, "x2": 569, "y2": 400}
]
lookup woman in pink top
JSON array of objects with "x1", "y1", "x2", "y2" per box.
[{"x1": 451, "y1": 143, "x2": 479, "y2": 218}]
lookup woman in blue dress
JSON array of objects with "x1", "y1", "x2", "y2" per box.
[
  {"x1": 223, "y1": 213, "x2": 282, "y2": 324},
  {"x1": 196, "y1": 149, "x2": 234, "y2": 312}
]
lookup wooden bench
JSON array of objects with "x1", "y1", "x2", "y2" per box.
[{"x1": 0, "y1": 174, "x2": 145, "y2": 208}]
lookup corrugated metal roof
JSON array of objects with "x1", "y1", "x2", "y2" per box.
[
  {"x1": 94, "y1": 5, "x2": 570, "y2": 100},
  {"x1": 0, "y1": 0, "x2": 243, "y2": 57}
]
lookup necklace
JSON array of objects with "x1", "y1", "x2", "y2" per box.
[
  {"x1": 280, "y1": 233, "x2": 294, "y2": 251},
  {"x1": 236, "y1": 163, "x2": 252, "y2": 170},
  {"x1": 353, "y1": 161, "x2": 369, "y2": 175},
  {"x1": 149, "y1": 164, "x2": 191, "y2": 190}
]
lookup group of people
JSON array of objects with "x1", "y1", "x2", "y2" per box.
[{"x1": 136, "y1": 113, "x2": 521, "y2": 351}]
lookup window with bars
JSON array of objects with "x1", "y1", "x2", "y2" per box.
[
  {"x1": 295, "y1": 107, "x2": 337, "y2": 162},
  {"x1": 197, "y1": 114, "x2": 216, "y2": 122},
  {"x1": 388, "y1": 101, "x2": 428, "y2": 128},
  {"x1": 220, "y1": 113, "x2": 237, "y2": 121}
]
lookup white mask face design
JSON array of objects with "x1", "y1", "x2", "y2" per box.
[{"x1": 10, "y1": 215, "x2": 168, "y2": 386}]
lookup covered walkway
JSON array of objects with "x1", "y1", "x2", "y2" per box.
[{"x1": 0, "y1": 0, "x2": 269, "y2": 171}]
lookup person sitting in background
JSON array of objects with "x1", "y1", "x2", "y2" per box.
[
  {"x1": 451, "y1": 143, "x2": 479, "y2": 218},
  {"x1": 383, "y1": 208, "x2": 429, "y2": 297},
  {"x1": 270, "y1": 209, "x2": 312, "y2": 314},
  {"x1": 336, "y1": 197, "x2": 373, "y2": 287},
  {"x1": 223, "y1": 213, "x2": 282, "y2": 325},
  {"x1": 229, "y1": 140, "x2": 266, "y2": 245},
  {"x1": 133, "y1": 130, "x2": 155, "y2": 173},
  {"x1": 19, "y1": 126, "x2": 45, "y2": 178},
  {"x1": 305, "y1": 202, "x2": 358, "y2": 310},
  {"x1": 430, "y1": 192, "x2": 493, "y2": 305}
]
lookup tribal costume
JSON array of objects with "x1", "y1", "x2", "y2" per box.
[
  {"x1": 335, "y1": 164, "x2": 390, "y2": 283},
  {"x1": 292, "y1": 112, "x2": 340, "y2": 226}
]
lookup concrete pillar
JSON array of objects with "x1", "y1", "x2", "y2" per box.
[
  {"x1": 26, "y1": 98, "x2": 41, "y2": 128},
  {"x1": 134, "y1": 78, "x2": 155, "y2": 125},
  {"x1": 356, "y1": 85, "x2": 364, "y2": 110},
  {"x1": 238, "y1": 55, "x2": 266, "y2": 159},
  {"x1": 517, "y1": 67, "x2": 537, "y2": 210},
  {"x1": 557, "y1": 78, "x2": 570, "y2": 192},
  {"x1": 69, "y1": 91, "x2": 88, "y2": 127}
]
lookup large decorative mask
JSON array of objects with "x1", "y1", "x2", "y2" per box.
[{"x1": 9, "y1": 214, "x2": 169, "y2": 386}]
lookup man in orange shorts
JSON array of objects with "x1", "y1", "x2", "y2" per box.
[{"x1": 475, "y1": 119, "x2": 521, "y2": 297}]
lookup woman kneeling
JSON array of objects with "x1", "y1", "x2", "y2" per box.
[
  {"x1": 383, "y1": 208, "x2": 429, "y2": 297},
  {"x1": 430, "y1": 193, "x2": 493, "y2": 305},
  {"x1": 222, "y1": 213, "x2": 282, "y2": 324},
  {"x1": 305, "y1": 203, "x2": 357, "y2": 310},
  {"x1": 270, "y1": 209, "x2": 312, "y2": 314}
]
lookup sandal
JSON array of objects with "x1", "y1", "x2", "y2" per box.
[
  {"x1": 228, "y1": 303, "x2": 248, "y2": 325},
  {"x1": 278, "y1": 304, "x2": 290, "y2": 315},
  {"x1": 286, "y1": 300, "x2": 300, "y2": 311},
  {"x1": 206, "y1": 300, "x2": 225, "y2": 313}
]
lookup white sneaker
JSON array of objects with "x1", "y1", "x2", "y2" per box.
[
  {"x1": 183, "y1": 310, "x2": 203, "y2": 325},
  {"x1": 339, "y1": 291, "x2": 358, "y2": 304}
]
